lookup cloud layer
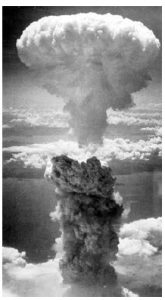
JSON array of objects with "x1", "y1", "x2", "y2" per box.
[
  {"x1": 3, "y1": 108, "x2": 69, "y2": 129},
  {"x1": 3, "y1": 106, "x2": 161, "y2": 134},
  {"x1": 3, "y1": 134, "x2": 162, "y2": 169},
  {"x1": 107, "y1": 107, "x2": 161, "y2": 127}
]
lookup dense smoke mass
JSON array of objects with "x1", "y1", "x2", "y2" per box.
[
  {"x1": 45, "y1": 155, "x2": 123, "y2": 285},
  {"x1": 17, "y1": 13, "x2": 160, "y2": 144},
  {"x1": 15, "y1": 10, "x2": 161, "y2": 295}
]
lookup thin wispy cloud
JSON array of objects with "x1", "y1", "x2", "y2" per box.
[
  {"x1": 107, "y1": 108, "x2": 161, "y2": 127},
  {"x1": 3, "y1": 106, "x2": 162, "y2": 128},
  {"x1": 3, "y1": 108, "x2": 69, "y2": 129}
]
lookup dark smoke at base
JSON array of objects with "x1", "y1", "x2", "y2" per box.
[{"x1": 45, "y1": 155, "x2": 123, "y2": 289}]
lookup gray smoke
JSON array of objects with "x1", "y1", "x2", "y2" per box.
[
  {"x1": 17, "y1": 13, "x2": 160, "y2": 144},
  {"x1": 45, "y1": 155, "x2": 123, "y2": 287}
]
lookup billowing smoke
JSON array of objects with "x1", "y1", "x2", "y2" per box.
[
  {"x1": 17, "y1": 13, "x2": 160, "y2": 144},
  {"x1": 45, "y1": 155, "x2": 123, "y2": 288},
  {"x1": 15, "y1": 11, "x2": 160, "y2": 293}
]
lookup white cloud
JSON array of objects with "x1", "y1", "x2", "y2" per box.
[
  {"x1": 3, "y1": 135, "x2": 162, "y2": 169},
  {"x1": 113, "y1": 191, "x2": 123, "y2": 206},
  {"x1": 95, "y1": 136, "x2": 162, "y2": 163},
  {"x1": 3, "y1": 124, "x2": 11, "y2": 129},
  {"x1": 9, "y1": 152, "x2": 48, "y2": 169},
  {"x1": 119, "y1": 216, "x2": 162, "y2": 256},
  {"x1": 121, "y1": 287, "x2": 139, "y2": 297},
  {"x1": 119, "y1": 237, "x2": 157, "y2": 257},
  {"x1": 3, "y1": 107, "x2": 162, "y2": 139},
  {"x1": 107, "y1": 108, "x2": 161, "y2": 127},
  {"x1": 121, "y1": 205, "x2": 131, "y2": 220},
  {"x1": 3, "y1": 108, "x2": 69, "y2": 129},
  {"x1": 113, "y1": 217, "x2": 162, "y2": 296},
  {"x1": 140, "y1": 126, "x2": 162, "y2": 137},
  {"x1": 3, "y1": 247, "x2": 26, "y2": 266},
  {"x1": 3, "y1": 246, "x2": 69, "y2": 297}
]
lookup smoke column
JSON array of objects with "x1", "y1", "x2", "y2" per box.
[
  {"x1": 45, "y1": 155, "x2": 123, "y2": 291},
  {"x1": 17, "y1": 13, "x2": 160, "y2": 144},
  {"x1": 16, "y1": 12, "x2": 160, "y2": 294}
]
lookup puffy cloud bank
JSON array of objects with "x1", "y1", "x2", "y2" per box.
[
  {"x1": 3, "y1": 247, "x2": 68, "y2": 297},
  {"x1": 17, "y1": 13, "x2": 160, "y2": 144},
  {"x1": 4, "y1": 134, "x2": 162, "y2": 169},
  {"x1": 114, "y1": 217, "x2": 162, "y2": 296},
  {"x1": 119, "y1": 217, "x2": 162, "y2": 257}
]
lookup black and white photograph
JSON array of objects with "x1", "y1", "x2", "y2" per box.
[{"x1": 2, "y1": 3, "x2": 162, "y2": 297}]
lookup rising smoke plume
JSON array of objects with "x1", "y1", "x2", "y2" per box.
[
  {"x1": 16, "y1": 11, "x2": 160, "y2": 294},
  {"x1": 17, "y1": 13, "x2": 160, "y2": 144},
  {"x1": 45, "y1": 155, "x2": 123, "y2": 288}
]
